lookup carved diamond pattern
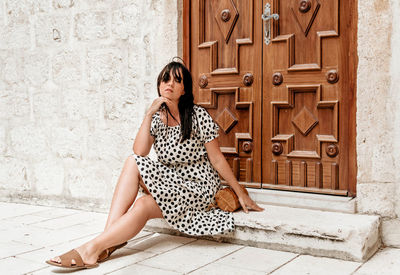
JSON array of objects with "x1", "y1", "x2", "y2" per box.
[
  {"x1": 213, "y1": 0, "x2": 239, "y2": 43},
  {"x1": 292, "y1": 106, "x2": 318, "y2": 136},
  {"x1": 215, "y1": 107, "x2": 238, "y2": 134},
  {"x1": 291, "y1": 0, "x2": 321, "y2": 36}
]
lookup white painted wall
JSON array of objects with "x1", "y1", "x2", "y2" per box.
[{"x1": 0, "y1": 0, "x2": 180, "y2": 211}]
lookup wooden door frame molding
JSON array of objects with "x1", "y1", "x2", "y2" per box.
[
  {"x1": 348, "y1": 0, "x2": 358, "y2": 197},
  {"x1": 346, "y1": 0, "x2": 358, "y2": 197},
  {"x1": 183, "y1": 0, "x2": 190, "y2": 67}
]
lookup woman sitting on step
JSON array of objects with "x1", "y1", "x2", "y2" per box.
[{"x1": 46, "y1": 59, "x2": 263, "y2": 269}]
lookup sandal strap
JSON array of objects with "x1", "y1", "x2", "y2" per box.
[
  {"x1": 59, "y1": 249, "x2": 84, "y2": 267},
  {"x1": 97, "y1": 250, "x2": 107, "y2": 262},
  {"x1": 97, "y1": 242, "x2": 128, "y2": 263}
]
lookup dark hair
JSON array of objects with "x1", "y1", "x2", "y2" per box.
[{"x1": 157, "y1": 59, "x2": 194, "y2": 142}]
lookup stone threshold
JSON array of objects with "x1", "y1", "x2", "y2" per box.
[
  {"x1": 145, "y1": 204, "x2": 381, "y2": 262},
  {"x1": 248, "y1": 188, "x2": 356, "y2": 214}
]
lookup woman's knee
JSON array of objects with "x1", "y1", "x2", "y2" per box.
[
  {"x1": 125, "y1": 155, "x2": 138, "y2": 167},
  {"x1": 123, "y1": 156, "x2": 140, "y2": 175},
  {"x1": 134, "y1": 195, "x2": 163, "y2": 219},
  {"x1": 134, "y1": 195, "x2": 153, "y2": 210}
]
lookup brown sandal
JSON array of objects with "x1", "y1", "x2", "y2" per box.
[
  {"x1": 97, "y1": 242, "x2": 128, "y2": 263},
  {"x1": 46, "y1": 249, "x2": 99, "y2": 269}
]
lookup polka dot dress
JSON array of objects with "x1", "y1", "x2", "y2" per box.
[{"x1": 133, "y1": 105, "x2": 234, "y2": 236}]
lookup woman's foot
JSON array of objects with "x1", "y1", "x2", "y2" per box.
[{"x1": 49, "y1": 242, "x2": 99, "y2": 266}]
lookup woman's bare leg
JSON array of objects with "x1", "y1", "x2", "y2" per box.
[
  {"x1": 51, "y1": 194, "x2": 163, "y2": 265},
  {"x1": 104, "y1": 155, "x2": 149, "y2": 230}
]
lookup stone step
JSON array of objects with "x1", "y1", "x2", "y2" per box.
[
  {"x1": 248, "y1": 189, "x2": 356, "y2": 214},
  {"x1": 145, "y1": 204, "x2": 380, "y2": 262}
]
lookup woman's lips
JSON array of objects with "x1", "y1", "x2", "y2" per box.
[{"x1": 165, "y1": 88, "x2": 173, "y2": 93}]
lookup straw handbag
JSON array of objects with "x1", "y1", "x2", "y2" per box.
[{"x1": 213, "y1": 185, "x2": 248, "y2": 212}]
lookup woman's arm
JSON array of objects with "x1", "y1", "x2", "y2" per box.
[
  {"x1": 205, "y1": 138, "x2": 264, "y2": 213},
  {"x1": 133, "y1": 97, "x2": 172, "y2": 156},
  {"x1": 132, "y1": 113, "x2": 154, "y2": 156}
]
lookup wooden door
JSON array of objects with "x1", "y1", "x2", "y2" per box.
[
  {"x1": 187, "y1": 0, "x2": 263, "y2": 187},
  {"x1": 261, "y1": 0, "x2": 357, "y2": 196},
  {"x1": 184, "y1": 0, "x2": 357, "y2": 196}
]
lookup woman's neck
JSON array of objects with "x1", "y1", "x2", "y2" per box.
[
  {"x1": 166, "y1": 102, "x2": 180, "y2": 118},
  {"x1": 161, "y1": 102, "x2": 180, "y2": 125}
]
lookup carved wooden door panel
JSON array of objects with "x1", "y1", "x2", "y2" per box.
[
  {"x1": 188, "y1": 0, "x2": 263, "y2": 187},
  {"x1": 185, "y1": 0, "x2": 356, "y2": 195},
  {"x1": 261, "y1": 0, "x2": 357, "y2": 195}
]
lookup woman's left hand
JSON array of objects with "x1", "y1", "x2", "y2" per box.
[{"x1": 238, "y1": 193, "x2": 264, "y2": 214}]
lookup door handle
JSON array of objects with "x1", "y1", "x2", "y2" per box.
[{"x1": 262, "y1": 3, "x2": 279, "y2": 45}]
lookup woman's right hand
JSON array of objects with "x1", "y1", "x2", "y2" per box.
[
  {"x1": 146, "y1": 97, "x2": 171, "y2": 117},
  {"x1": 134, "y1": 97, "x2": 170, "y2": 155}
]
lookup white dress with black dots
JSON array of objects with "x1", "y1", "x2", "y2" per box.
[{"x1": 133, "y1": 105, "x2": 234, "y2": 236}]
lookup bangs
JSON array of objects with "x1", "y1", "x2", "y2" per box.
[
  {"x1": 172, "y1": 66, "x2": 182, "y2": 82},
  {"x1": 160, "y1": 63, "x2": 183, "y2": 83}
]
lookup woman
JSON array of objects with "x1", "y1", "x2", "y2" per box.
[{"x1": 46, "y1": 60, "x2": 263, "y2": 269}]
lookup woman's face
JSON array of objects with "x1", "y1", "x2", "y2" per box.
[{"x1": 159, "y1": 70, "x2": 185, "y2": 102}]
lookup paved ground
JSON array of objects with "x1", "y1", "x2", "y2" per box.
[{"x1": 0, "y1": 202, "x2": 399, "y2": 275}]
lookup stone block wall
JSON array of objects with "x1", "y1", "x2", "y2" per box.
[
  {"x1": 0, "y1": 0, "x2": 180, "y2": 211},
  {"x1": 1, "y1": 0, "x2": 400, "y2": 248},
  {"x1": 356, "y1": 0, "x2": 400, "y2": 247}
]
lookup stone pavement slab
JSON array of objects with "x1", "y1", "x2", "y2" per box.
[
  {"x1": 109, "y1": 263, "x2": 182, "y2": 275},
  {"x1": 126, "y1": 233, "x2": 196, "y2": 253},
  {"x1": 0, "y1": 203, "x2": 52, "y2": 220},
  {"x1": 189, "y1": 246, "x2": 298, "y2": 275},
  {"x1": 353, "y1": 248, "x2": 400, "y2": 275},
  {"x1": 270, "y1": 255, "x2": 362, "y2": 275},
  {"x1": 0, "y1": 241, "x2": 42, "y2": 259},
  {"x1": 3, "y1": 213, "x2": 54, "y2": 225},
  {"x1": 29, "y1": 207, "x2": 81, "y2": 219},
  {"x1": 212, "y1": 246, "x2": 298, "y2": 273},
  {"x1": 14, "y1": 223, "x2": 103, "y2": 247},
  {"x1": 0, "y1": 257, "x2": 47, "y2": 275},
  {"x1": 138, "y1": 239, "x2": 242, "y2": 273},
  {"x1": 189, "y1": 262, "x2": 266, "y2": 275},
  {"x1": 29, "y1": 211, "x2": 107, "y2": 230}
]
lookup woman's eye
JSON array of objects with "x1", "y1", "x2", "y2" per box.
[
  {"x1": 162, "y1": 74, "x2": 170, "y2": 82},
  {"x1": 173, "y1": 75, "x2": 182, "y2": 83}
]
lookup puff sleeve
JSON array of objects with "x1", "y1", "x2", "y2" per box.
[
  {"x1": 150, "y1": 113, "x2": 159, "y2": 137},
  {"x1": 197, "y1": 106, "x2": 220, "y2": 144}
]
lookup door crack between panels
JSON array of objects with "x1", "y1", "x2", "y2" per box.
[
  {"x1": 260, "y1": 4, "x2": 264, "y2": 184},
  {"x1": 267, "y1": 254, "x2": 300, "y2": 274},
  {"x1": 185, "y1": 246, "x2": 245, "y2": 274}
]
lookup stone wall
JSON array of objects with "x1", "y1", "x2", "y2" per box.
[
  {"x1": 0, "y1": 0, "x2": 180, "y2": 211},
  {"x1": 356, "y1": 0, "x2": 400, "y2": 247},
  {"x1": 1, "y1": 0, "x2": 400, "y2": 247}
]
